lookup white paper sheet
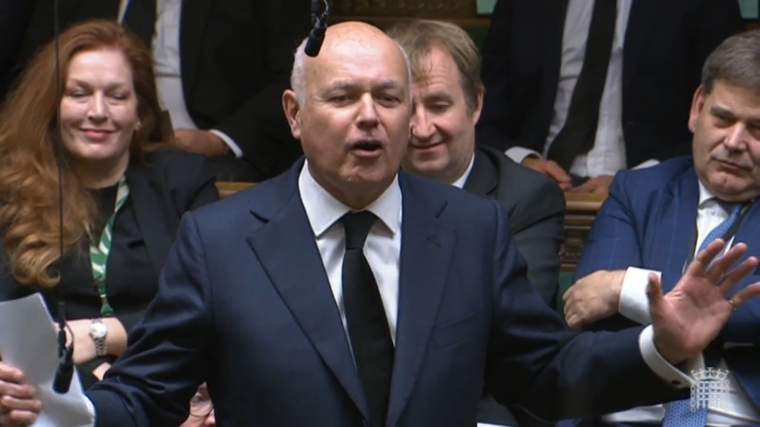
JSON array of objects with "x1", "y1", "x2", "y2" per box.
[{"x1": 0, "y1": 293, "x2": 93, "y2": 427}]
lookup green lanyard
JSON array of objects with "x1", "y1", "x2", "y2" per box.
[{"x1": 89, "y1": 177, "x2": 130, "y2": 317}]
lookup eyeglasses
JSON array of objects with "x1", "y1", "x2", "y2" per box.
[{"x1": 189, "y1": 392, "x2": 214, "y2": 418}]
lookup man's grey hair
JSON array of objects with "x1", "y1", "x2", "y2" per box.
[{"x1": 290, "y1": 36, "x2": 413, "y2": 104}]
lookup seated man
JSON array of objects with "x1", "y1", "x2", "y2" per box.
[
  {"x1": 563, "y1": 30, "x2": 760, "y2": 425},
  {"x1": 387, "y1": 19, "x2": 565, "y2": 427},
  {"x1": 386, "y1": 20, "x2": 565, "y2": 310},
  {"x1": 181, "y1": 383, "x2": 215, "y2": 427}
]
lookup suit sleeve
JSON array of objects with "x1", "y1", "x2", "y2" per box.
[
  {"x1": 483, "y1": 200, "x2": 684, "y2": 421},
  {"x1": 476, "y1": 0, "x2": 519, "y2": 152},
  {"x1": 87, "y1": 212, "x2": 212, "y2": 427},
  {"x1": 212, "y1": 0, "x2": 311, "y2": 177},
  {"x1": 508, "y1": 178, "x2": 565, "y2": 309},
  {"x1": 568, "y1": 173, "x2": 645, "y2": 331}
]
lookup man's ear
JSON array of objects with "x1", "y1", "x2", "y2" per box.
[
  {"x1": 688, "y1": 85, "x2": 706, "y2": 133},
  {"x1": 471, "y1": 85, "x2": 484, "y2": 125},
  {"x1": 282, "y1": 90, "x2": 302, "y2": 139}
]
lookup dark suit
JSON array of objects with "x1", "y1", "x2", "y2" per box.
[
  {"x1": 87, "y1": 160, "x2": 683, "y2": 426},
  {"x1": 465, "y1": 145, "x2": 565, "y2": 308},
  {"x1": 476, "y1": 0, "x2": 745, "y2": 167},
  {"x1": 0, "y1": 150, "x2": 218, "y2": 388},
  {"x1": 12, "y1": 0, "x2": 311, "y2": 181},
  {"x1": 573, "y1": 156, "x2": 760, "y2": 414},
  {"x1": 463, "y1": 146, "x2": 565, "y2": 427}
]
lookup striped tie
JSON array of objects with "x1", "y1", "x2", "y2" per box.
[{"x1": 662, "y1": 201, "x2": 744, "y2": 427}]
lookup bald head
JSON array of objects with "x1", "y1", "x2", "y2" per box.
[
  {"x1": 291, "y1": 22, "x2": 411, "y2": 103},
  {"x1": 281, "y1": 21, "x2": 414, "y2": 210}
]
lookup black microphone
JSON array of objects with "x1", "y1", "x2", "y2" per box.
[
  {"x1": 305, "y1": 0, "x2": 330, "y2": 57},
  {"x1": 53, "y1": 302, "x2": 74, "y2": 393},
  {"x1": 51, "y1": 0, "x2": 75, "y2": 395}
]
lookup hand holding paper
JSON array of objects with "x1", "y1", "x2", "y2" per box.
[{"x1": 0, "y1": 294, "x2": 93, "y2": 426}]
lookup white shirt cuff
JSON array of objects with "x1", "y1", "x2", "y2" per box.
[
  {"x1": 505, "y1": 147, "x2": 541, "y2": 165},
  {"x1": 209, "y1": 129, "x2": 243, "y2": 158},
  {"x1": 632, "y1": 159, "x2": 660, "y2": 170},
  {"x1": 619, "y1": 267, "x2": 661, "y2": 324},
  {"x1": 639, "y1": 325, "x2": 695, "y2": 389}
]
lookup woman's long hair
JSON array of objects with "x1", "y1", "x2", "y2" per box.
[{"x1": 0, "y1": 20, "x2": 167, "y2": 288}]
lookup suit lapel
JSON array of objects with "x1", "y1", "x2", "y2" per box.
[
  {"x1": 179, "y1": 0, "x2": 215, "y2": 99},
  {"x1": 463, "y1": 148, "x2": 498, "y2": 198},
  {"x1": 659, "y1": 170, "x2": 699, "y2": 291},
  {"x1": 125, "y1": 163, "x2": 176, "y2": 277},
  {"x1": 622, "y1": 0, "x2": 657, "y2": 95},
  {"x1": 386, "y1": 174, "x2": 456, "y2": 426},
  {"x1": 246, "y1": 172, "x2": 369, "y2": 419}
]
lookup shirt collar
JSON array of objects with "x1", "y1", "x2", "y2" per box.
[
  {"x1": 697, "y1": 179, "x2": 716, "y2": 208},
  {"x1": 451, "y1": 153, "x2": 476, "y2": 189},
  {"x1": 298, "y1": 160, "x2": 402, "y2": 238}
]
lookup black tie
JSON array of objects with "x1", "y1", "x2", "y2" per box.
[
  {"x1": 341, "y1": 211, "x2": 394, "y2": 427},
  {"x1": 122, "y1": 0, "x2": 157, "y2": 48},
  {"x1": 547, "y1": 0, "x2": 617, "y2": 172}
]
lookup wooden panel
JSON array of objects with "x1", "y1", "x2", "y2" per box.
[
  {"x1": 561, "y1": 193, "x2": 607, "y2": 272},
  {"x1": 216, "y1": 182, "x2": 255, "y2": 198}
]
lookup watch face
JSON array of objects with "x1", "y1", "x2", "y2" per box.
[{"x1": 91, "y1": 322, "x2": 108, "y2": 339}]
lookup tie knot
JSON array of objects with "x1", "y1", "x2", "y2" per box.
[
  {"x1": 342, "y1": 211, "x2": 377, "y2": 250},
  {"x1": 716, "y1": 200, "x2": 745, "y2": 217}
]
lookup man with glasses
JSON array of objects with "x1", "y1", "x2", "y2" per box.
[{"x1": 181, "y1": 384, "x2": 215, "y2": 427}]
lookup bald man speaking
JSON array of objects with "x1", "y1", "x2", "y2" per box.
[{"x1": 4, "y1": 22, "x2": 758, "y2": 427}]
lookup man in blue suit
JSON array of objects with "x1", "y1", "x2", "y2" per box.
[
  {"x1": 564, "y1": 30, "x2": 760, "y2": 425},
  {"x1": 2, "y1": 22, "x2": 759, "y2": 427}
]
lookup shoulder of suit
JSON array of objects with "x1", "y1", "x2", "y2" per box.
[
  {"x1": 477, "y1": 144, "x2": 560, "y2": 194},
  {"x1": 613, "y1": 155, "x2": 694, "y2": 190}
]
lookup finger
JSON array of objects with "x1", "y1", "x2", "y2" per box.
[
  {"x1": 687, "y1": 239, "x2": 728, "y2": 277},
  {"x1": 646, "y1": 273, "x2": 664, "y2": 311},
  {"x1": 704, "y1": 242, "x2": 748, "y2": 282},
  {"x1": 0, "y1": 395, "x2": 42, "y2": 412},
  {"x1": 0, "y1": 364, "x2": 23, "y2": 384},
  {"x1": 0, "y1": 382, "x2": 36, "y2": 399},
  {"x1": 726, "y1": 282, "x2": 760, "y2": 309},
  {"x1": 571, "y1": 181, "x2": 595, "y2": 193},
  {"x1": 717, "y1": 256, "x2": 758, "y2": 294},
  {"x1": 545, "y1": 161, "x2": 571, "y2": 184},
  {"x1": 566, "y1": 314, "x2": 582, "y2": 331},
  {"x1": 558, "y1": 181, "x2": 572, "y2": 191},
  {"x1": 0, "y1": 409, "x2": 39, "y2": 425},
  {"x1": 704, "y1": 242, "x2": 747, "y2": 281}
]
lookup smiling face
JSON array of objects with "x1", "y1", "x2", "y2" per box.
[
  {"x1": 283, "y1": 23, "x2": 412, "y2": 208},
  {"x1": 402, "y1": 46, "x2": 482, "y2": 184},
  {"x1": 60, "y1": 48, "x2": 139, "y2": 171},
  {"x1": 690, "y1": 80, "x2": 760, "y2": 201}
]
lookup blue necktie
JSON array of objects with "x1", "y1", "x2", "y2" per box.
[{"x1": 662, "y1": 201, "x2": 744, "y2": 427}]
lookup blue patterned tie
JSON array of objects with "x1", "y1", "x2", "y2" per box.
[{"x1": 662, "y1": 201, "x2": 744, "y2": 427}]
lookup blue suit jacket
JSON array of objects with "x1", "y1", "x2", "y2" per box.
[
  {"x1": 574, "y1": 156, "x2": 760, "y2": 408},
  {"x1": 87, "y1": 160, "x2": 682, "y2": 426}
]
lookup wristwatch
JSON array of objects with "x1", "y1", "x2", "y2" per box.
[{"x1": 89, "y1": 319, "x2": 108, "y2": 357}]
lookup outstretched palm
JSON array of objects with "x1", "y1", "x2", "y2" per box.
[{"x1": 648, "y1": 239, "x2": 760, "y2": 364}]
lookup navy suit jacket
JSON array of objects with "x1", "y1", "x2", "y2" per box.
[
  {"x1": 87, "y1": 160, "x2": 683, "y2": 426},
  {"x1": 574, "y1": 156, "x2": 760, "y2": 408},
  {"x1": 476, "y1": 0, "x2": 744, "y2": 168}
]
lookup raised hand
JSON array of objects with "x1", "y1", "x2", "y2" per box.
[
  {"x1": 0, "y1": 362, "x2": 41, "y2": 426},
  {"x1": 649, "y1": 239, "x2": 760, "y2": 364}
]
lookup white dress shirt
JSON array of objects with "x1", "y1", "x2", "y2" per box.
[
  {"x1": 118, "y1": 0, "x2": 243, "y2": 157},
  {"x1": 610, "y1": 180, "x2": 760, "y2": 425},
  {"x1": 451, "y1": 153, "x2": 476, "y2": 189},
  {"x1": 506, "y1": 0, "x2": 657, "y2": 177},
  {"x1": 299, "y1": 161, "x2": 402, "y2": 340}
]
